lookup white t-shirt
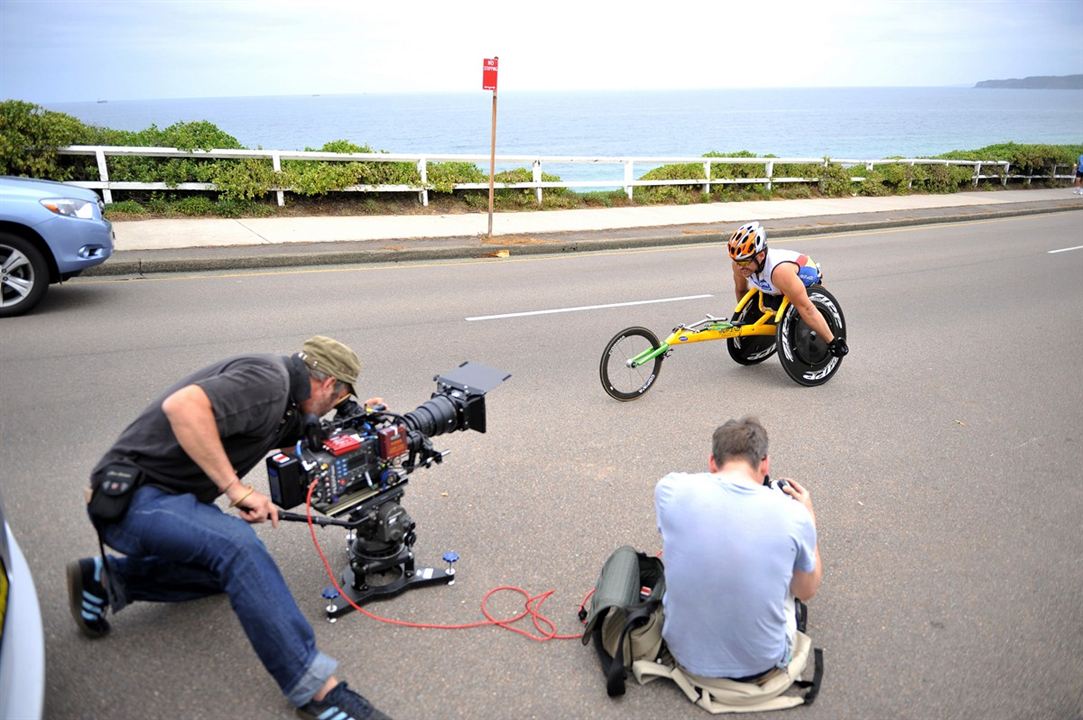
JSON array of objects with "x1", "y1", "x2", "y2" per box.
[{"x1": 654, "y1": 471, "x2": 817, "y2": 678}]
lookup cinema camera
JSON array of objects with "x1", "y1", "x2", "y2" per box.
[{"x1": 267, "y1": 361, "x2": 509, "y2": 618}]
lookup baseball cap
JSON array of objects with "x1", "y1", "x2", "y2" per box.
[{"x1": 300, "y1": 336, "x2": 361, "y2": 396}]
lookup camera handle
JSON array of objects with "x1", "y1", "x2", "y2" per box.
[{"x1": 278, "y1": 511, "x2": 354, "y2": 528}]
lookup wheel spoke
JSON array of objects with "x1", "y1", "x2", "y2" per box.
[
  {"x1": 600, "y1": 328, "x2": 663, "y2": 400},
  {"x1": 1, "y1": 248, "x2": 31, "y2": 275},
  {"x1": 3, "y1": 274, "x2": 32, "y2": 296}
]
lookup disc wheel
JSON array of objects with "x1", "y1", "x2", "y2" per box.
[
  {"x1": 0, "y1": 233, "x2": 49, "y2": 318},
  {"x1": 600, "y1": 326, "x2": 664, "y2": 401},
  {"x1": 726, "y1": 295, "x2": 780, "y2": 365},
  {"x1": 776, "y1": 286, "x2": 846, "y2": 387}
]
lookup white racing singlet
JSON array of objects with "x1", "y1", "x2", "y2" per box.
[{"x1": 746, "y1": 249, "x2": 821, "y2": 296}]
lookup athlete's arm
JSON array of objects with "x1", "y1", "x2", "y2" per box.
[{"x1": 771, "y1": 264, "x2": 834, "y2": 344}]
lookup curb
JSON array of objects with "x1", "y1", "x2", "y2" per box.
[{"x1": 83, "y1": 201, "x2": 1082, "y2": 276}]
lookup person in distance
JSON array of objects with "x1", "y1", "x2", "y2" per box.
[{"x1": 67, "y1": 335, "x2": 391, "y2": 720}]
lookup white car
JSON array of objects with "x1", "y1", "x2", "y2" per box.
[{"x1": 0, "y1": 488, "x2": 45, "y2": 719}]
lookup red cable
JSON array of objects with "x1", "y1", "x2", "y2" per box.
[{"x1": 302, "y1": 481, "x2": 589, "y2": 641}]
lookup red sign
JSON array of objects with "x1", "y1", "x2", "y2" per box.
[{"x1": 482, "y1": 57, "x2": 498, "y2": 91}]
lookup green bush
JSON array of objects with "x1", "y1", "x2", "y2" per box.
[
  {"x1": 580, "y1": 190, "x2": 628, "y2": 208},
  {"x1": 6, "y1": 100, "x2": 1081, "y2": 212},
  {"x1": 774, "y1": 183, "x2": 813, "y2": 199},
  {"x1": 873, "y1": 163, "x2": 913, "y2": 191},
  {"x1": 818, "y1": 161, "x2": 853, "y2": 197},
  {"x1": 489, "y1": 167, "x2": 569, "y2": 207},
  {"x1": 857, "y1": 170, "x2": 892, "y2": 196},
  {"x1": 94, "y1": 121, "x2": 244, "y2": 187},
  {"x1": 634, "y1": 185, "x2": 704, "y2": 204},
  {"x1": 214, "y1": 199, "x2": 274, "y2": 218},
  {"x1": 427, "y1": 161, "x2": 486, "y2": 193},
  {"x1": 145, "y1": 193, "x2": 173, "y2": 214},
  {"x1": 709, "y1": 184, "x2": 771, "y2": 202},
  {"x1": 640, "y1": 162, "x2": 706, "y2": 181},
  {"x1": 704, "y1": 151, "x2": 767, "y2": 179},
  {"x1": 462, "y1": 192, "x2": 488, "y2": 210},
  {"x1": 103, "y1": 200, "x2": 146, "y2": 215},
  {"x1": 173, "y1": 195, "x2": 217, "y2": 216},
  {"x1": 936, "y1": 142, "x2": 1083, "y2": 177},
  {"x1": 0, "y1": 100, "x2": 94, "y2": 179},
  {"x1": 211, "y1": 158, "x2": 276, "y2": 200},
  {"x1": 279, "y1": 140, "x2": 419, "y2": 196},
  {"x1": 909, "y1": 163, "x2": 972, "y2": 193}
]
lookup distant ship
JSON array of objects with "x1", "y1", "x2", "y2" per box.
[{"x1": 96, "y1": 99, "x2": 108, "y2": 103}]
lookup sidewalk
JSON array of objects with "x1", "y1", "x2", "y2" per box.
[{"x1": 90, "y1": 188, "x2": 1082, "y2": 275}]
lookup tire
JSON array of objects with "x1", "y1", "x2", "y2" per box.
[
  {"x1": 727, "y1": 295, "x2": 780, "y2": 365},
  {"x1": 776, "y1": 286, "x2": 846, "y2": 387},
  {"x1": 0, "y1": 233, "x2": 49, "y2": 318},
  {"x1": 600, "y1": 326, "x2": 664, "y2": 401}
]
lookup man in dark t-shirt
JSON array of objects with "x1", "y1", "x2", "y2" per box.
[{"x1": 68, "y1": 336, "x2": 390, "y2": 720}]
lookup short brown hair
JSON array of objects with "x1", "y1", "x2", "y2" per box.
[{"x1": 711, "y1": 416, "x2": 769, "y2": 468}]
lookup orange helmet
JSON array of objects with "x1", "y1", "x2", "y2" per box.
[{"x1": 727, "y1": 221, "x2": 767, "y2": 261}]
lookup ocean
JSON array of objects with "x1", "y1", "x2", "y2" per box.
[{"x1": 44, "y1": 88, "x2": 1082, "y2": 184}]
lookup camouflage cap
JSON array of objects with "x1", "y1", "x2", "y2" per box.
[{"x1": 301, "y1": 335, "x2": 361, "y2": 396}]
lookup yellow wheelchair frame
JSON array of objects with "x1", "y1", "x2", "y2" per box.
[{"x1": 599, "y1": 285, "x2": 845, "y2": 400}]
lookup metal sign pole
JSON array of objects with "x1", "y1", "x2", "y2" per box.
[
  {"x1": 484, "y1": 57, "x2": 499, "y2": 238},
  {"x1": 487, "y1": 89, "x2": 498, "y2": 238}
]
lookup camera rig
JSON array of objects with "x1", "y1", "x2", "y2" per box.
[{"x1": 268, "y1": 361, "x2": 510, "y2": 618}]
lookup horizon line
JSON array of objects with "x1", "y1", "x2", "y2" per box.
[{"x1": 16, "y1": 84, "x2": 1008, "y2": 105}]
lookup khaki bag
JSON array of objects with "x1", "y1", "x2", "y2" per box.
[{"x1": 630, "y1": 610, "x2": 823, "y2": 714}]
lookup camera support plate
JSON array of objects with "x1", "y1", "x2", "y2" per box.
[{"x1": 325, "y1": 562, "x2": 455, "y2": 619}]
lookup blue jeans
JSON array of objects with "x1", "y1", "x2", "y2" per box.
[{"x1": 98, "y1": 485, "x2": 337, "y2": 706}]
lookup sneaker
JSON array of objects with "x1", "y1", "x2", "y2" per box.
[
  {"x1": 297, "y1": 682, "x2": 391, "y2": 720},
  {"x1": 67, "y1": 557, "x2": 111, "y2": 638}
]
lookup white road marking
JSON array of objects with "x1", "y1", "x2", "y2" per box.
[
  {"x1": 1047, "y1": 245, "x2": 1083, "y2": 254},
  {"x1": 465, "y1": 294, "x2": 713, "y2": 321}
]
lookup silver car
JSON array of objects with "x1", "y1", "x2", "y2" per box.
[{"x1": 0, "y1": 176, "x2": 114, "y2": 317}]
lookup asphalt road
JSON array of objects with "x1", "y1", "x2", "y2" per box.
[{"x1": 2, "y1": 211, "x2": 1082, "y2": 720}]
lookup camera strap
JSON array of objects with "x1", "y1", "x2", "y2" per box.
[{"x1": 93, "y1": 529, "x2": 120, "y2": 609}]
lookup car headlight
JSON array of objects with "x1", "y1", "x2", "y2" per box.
[{"x1": 40, "y1": 198, "x2": 96, "y2": 219}]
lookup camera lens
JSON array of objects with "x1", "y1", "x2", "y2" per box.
[{"x1": 402, "y1": 395, "x2": 461, "y2": 437}]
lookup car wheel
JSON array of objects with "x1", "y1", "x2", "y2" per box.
[{"x1": 0, "y1": 233, "x2": 49, "y2": 317}]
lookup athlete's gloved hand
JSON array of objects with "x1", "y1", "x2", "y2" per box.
[{"x1": 827, "y1": 336, "x2": 849, "y2": 357}]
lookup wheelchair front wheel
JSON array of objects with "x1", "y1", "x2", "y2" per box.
[
  {"x1": 600, "y1": 326, "x2": 664, "y2": 401},
  {"x1": 777, "y1": 286, "x2": 846, "y2": 387}
]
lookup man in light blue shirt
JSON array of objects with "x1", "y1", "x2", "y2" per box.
[{"x1": 654, "y1": 417, "x2": 822, "y2": 679}]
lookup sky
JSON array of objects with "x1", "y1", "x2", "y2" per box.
[{"x1": 1, "y1": 0, "x2": 1081, "y2": 103}]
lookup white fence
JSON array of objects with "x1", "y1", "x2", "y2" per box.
[{"x1": 57, "y1": 145, "x2": 1068, "y2": 207}]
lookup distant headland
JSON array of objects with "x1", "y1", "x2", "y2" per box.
[{"x1": 975, "y1": 74, "x2": 1083, "y2": 89}]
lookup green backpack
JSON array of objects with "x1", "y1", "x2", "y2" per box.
[{"x1": 578, "y1": 546, "x2": 666, "y2": 697}]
